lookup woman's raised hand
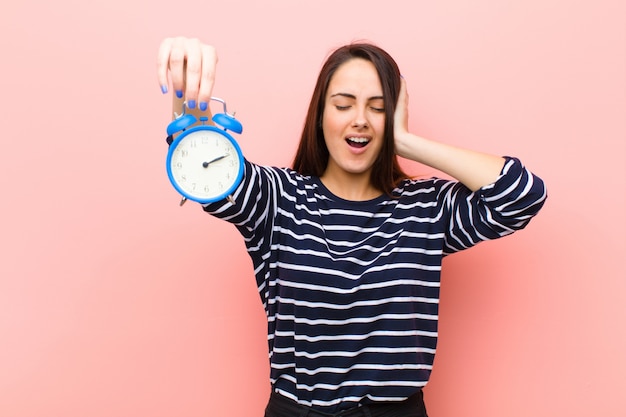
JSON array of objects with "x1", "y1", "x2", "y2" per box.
[
  {"x1": 157, "y1": 37, "x2": 218, "y2": 111},
  {"x1": 393, "y1": 77, "x2": 412, "y2": 158}
]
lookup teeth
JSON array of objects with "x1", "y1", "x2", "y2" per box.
[{"x1": 347, "y1": 137, "x2": 369, "y2": 143}]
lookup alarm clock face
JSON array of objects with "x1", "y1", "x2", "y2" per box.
[{"x1": 167, "y1": 128, "x2": 244, "y2": 203}]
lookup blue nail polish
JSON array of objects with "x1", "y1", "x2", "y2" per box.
[
  {"x1": 199, "y1": 101, "x2": 208, "y2": 111},
  {"x1": 161, "y1": 85, "x2": 168, "y2": 94},
  {"x1": 188, "y1": 100, "x2": 196, "y2": 109},
  {"x1": 175, "y1": 90, "x2": 183, "y2": 99}
]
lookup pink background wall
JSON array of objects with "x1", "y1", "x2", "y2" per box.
[{"x1": 1, "y1": 1, "x2": 624, "y2": 416}]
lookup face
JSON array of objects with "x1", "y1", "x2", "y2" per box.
[{"x1": 321, "y1": 58, "x2": 385, "y2": 182}]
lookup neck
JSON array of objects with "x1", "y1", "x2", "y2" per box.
[{"x1": 320, "y1": 170, "x2": 382, "y2": 201}]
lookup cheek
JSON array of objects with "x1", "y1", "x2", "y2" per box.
[
  {"x1": 372, "y1": 117, "x2": 386, "y2": 140},
  {"x1": 376, "y1": 112, "x2": 387, "y2": 130},
  {"x1": 321, "y1": 110, "x2": 342, "y2": 137}
]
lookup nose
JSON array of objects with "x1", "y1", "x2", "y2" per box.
[
  {"x1": 352, "y1": 108, "x2": 368, "y2": 129},
  {"x1": 353, "y1": 119, "x2": 368, "y2": 128}
]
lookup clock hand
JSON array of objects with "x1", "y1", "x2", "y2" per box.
[{"x1": 202, "y1": 153, "x2": 229, "y2": 168}]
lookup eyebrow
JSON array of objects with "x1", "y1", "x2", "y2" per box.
[{"x1": 330, "y1": 93, "x2": 384, "y2": 101}]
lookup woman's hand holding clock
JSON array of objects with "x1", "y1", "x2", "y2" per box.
[{"x1": 157, "y1": 37, "x2": 217, "y2": 113}]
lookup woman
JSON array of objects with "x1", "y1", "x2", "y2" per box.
[{"x1": 157, "y1": 37, "x2": 547, "y2": 417}]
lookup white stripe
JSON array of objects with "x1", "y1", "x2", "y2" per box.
[
  {"x1": 273, "y1": 312, "x2": 438, "y2": 326},
  {"x1": 273, "y1": 278, "x2": 441, "y2": 293},
  {"x1": 296, "y1": 379, "x2": 424, "y2": 392},
  {"x1": 287, "y1": 362, "x2": 433, "y2": 376},
  {"x1": 271, "y1": 346, "x2": 436, "y2": 358},
  {"x1": 274, "y1": 329, "x2": 438, "y2": 342},
  {"x1": 269, "y1": 295, "x2": 439, "y2": 309},
  {"x1": 274, "y1": 262, "x2": 441, "y2": 281},
  {"x1": 274, "y1": 245, "x2": 442, "y2": 265}
]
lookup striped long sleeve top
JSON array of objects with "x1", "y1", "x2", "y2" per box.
[{"x1": 203, "y1": 156, "x2": 547, "y2": 413}]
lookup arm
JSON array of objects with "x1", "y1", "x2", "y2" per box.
[
  {"x1": 438, "y1": 155, "x2": 547, "y2": 254},
  {"x1": 156, "y1": 37, "x2": 281, "y2": 236},
  {"x1": 394, "y1": 78, "x2": 547, "y2": 251},
  {"x1": 394, "y1": 78, "x2": 505, "y2": 192},
  {"x1": 157, "y1": 37, "x2": 217, "y2": 123}
]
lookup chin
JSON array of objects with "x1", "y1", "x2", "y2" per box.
[{"x1": 344, "y1": 166, "x2": 374, "y2": 177}]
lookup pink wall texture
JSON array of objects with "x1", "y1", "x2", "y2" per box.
[{"x1": 1, "y1": 1, "x2": 624, "y2": 416}]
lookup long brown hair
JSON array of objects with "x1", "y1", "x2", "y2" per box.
[{"x1": 292, "y1": 43, "x2": 409, "y2": 196}]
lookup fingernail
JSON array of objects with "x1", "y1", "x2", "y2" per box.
[
  {"x1": 175, "y1": 90, "x2": 183, "y2": 99},
  {"x1": 161, "y1": 85, "x2": 168, "y2": 94},
  {"x1": 188, "y1": 100, "x2": 196, "y2": 109},
  {"x1": 199, "y1": 101, "x2": 208, "y2": 111}
]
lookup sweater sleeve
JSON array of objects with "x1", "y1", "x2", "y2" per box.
[
  {"x1": 442, "y1": 156, "x2": 547, "y2": 255},
  {"x1": 201, "y1": 159, "x2": 280, "y2": 254}
]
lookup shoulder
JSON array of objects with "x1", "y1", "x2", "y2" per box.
[
  {"x1": 246, "y1": 161, "x2": 323, "y2": 199},
  {"x1": 394, "y1": 176, "x2": 458, "y2": 198}
]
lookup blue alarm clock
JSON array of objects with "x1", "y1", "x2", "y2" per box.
[{"x1": 166, "y1": 97, "x2": 244, "y2": 205}]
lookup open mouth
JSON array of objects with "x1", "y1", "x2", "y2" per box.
[{"x1": 346, "y1": 137, "x2": 370, "y2": 148}]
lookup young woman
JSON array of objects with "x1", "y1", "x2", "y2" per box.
[{"x1": 157, "y1": 37, "x2": 547, "y2": 417}]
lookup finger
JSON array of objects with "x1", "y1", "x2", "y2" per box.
[
  {"x1": 156, "y1": 38, "x2": 174, "y2": 94},
  {"x1": 167, "y1": 40, "x2": 186, "y2": 99},
  {"x1": 167, "y1": 37, "x2": 190, "y2": 99},
  {"x1": 398, "y1": 77, "x2": 408, "y2": 107},
  {"x1": 183, "y1": 38, "x2": 203, "y2": 109},
  {"x1": 394, "y1": 77, "x2": 409, "y2": 129},
  {"x1": 197, "y1": 45, "x2": 218, "y2": 111}
]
